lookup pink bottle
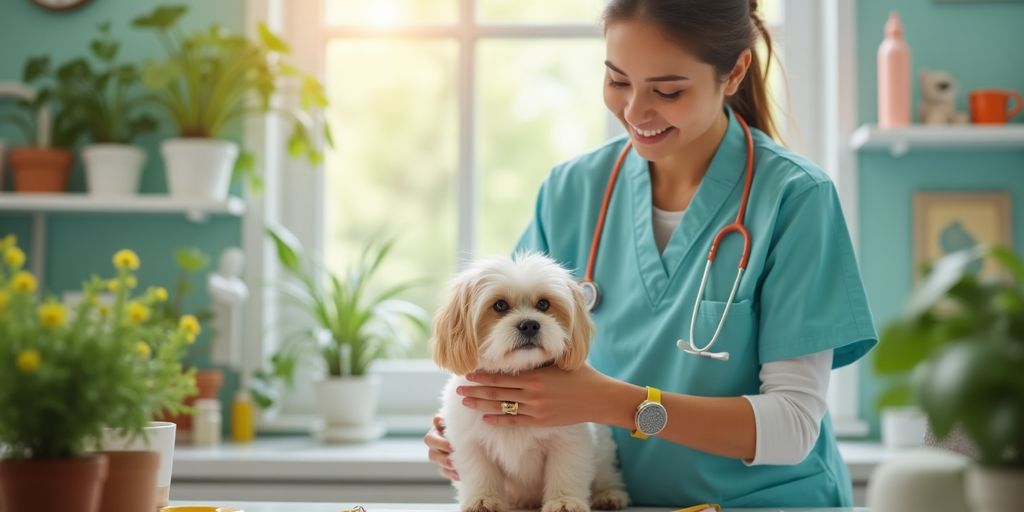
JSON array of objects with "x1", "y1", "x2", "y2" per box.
[{"x1": 877, "y1": 12, "x2": 911, "y2": 128}]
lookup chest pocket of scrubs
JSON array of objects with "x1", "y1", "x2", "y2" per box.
[{"x1": 688, "y1": 298, "x2": 760, "y2": 395}]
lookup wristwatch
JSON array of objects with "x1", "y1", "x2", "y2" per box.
[{"x1": 631, "y1": 386, "x2": 668, "y2": 439}]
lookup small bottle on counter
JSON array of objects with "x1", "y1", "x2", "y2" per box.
[
  {"x1": 193, "y1": 398, "x2": 222, "y2": 446},
  {"x1": 231, "y1": 389, "x2": 255, "y2": 443}
]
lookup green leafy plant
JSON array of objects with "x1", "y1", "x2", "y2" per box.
[
  {"x1": 0, "y1": 235, "x2": 198, "y2": 459},
  {"x1": 148, "y1": 247, "x2": 213, "y2": 366},
  {"x1": 874, "y1": 245, "x2": 1024, "y2": 466},
  {"x1": 256, "y1": 226, "x2": 428, "y2": 403},
  {"x1": 0, "y1": 60, "x2": 79, "y2": 149},
  {"x1": 132, "y1": 4, "x2": 334, "y2": 189}
]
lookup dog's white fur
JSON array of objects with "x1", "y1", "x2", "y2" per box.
[
  {"x1": 919, "y1": 69, "x2": 969, "y2": 125},
  {"x1": 432, "y1": 253, "x2": 629, "y2": 512}
]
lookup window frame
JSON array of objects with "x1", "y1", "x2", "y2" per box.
[{"x1": 250, "y1": 0, "x2": 869, "y2": 437}]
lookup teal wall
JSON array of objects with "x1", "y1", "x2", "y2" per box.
[
  {"x1": 856, "y1": 0, "x2": 1024, "y2": 437},
  {"x1": 0, "y1": 0, "x2": 249, "y2": 413}
]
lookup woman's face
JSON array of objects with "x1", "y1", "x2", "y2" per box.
[{"x1": 603, "y1": 19, "x2": 737, "y2": 163}]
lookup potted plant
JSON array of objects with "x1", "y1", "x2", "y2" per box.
[
  {"x1": 0, "y1": 235, "x2": 197, "y2": 512},
  {"x1": 132, "y1": 4, "x2": 333, "y2": 201},
  {"x1": 55, "y1": 21, "x2": 159, "y2": 196},
  {"x1": 874, "y1": 244, "x2": 1024, "y2": 512},
  {"x1": 0, "y1": 59, "x2": 79, "y2": 193},
  {"x1": 264, "y1": 226, "x2": 428, "y2": 442}
]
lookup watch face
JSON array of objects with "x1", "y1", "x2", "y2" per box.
[{"x1": 636, "y1": 402, "x2": 668, "y2": 435}]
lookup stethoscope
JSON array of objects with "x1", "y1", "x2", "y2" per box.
[{"x1": 579, "y1": 114, "x2": 755, "y2": 362}]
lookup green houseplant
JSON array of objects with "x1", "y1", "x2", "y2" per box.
[
  {"x1": 132, "y1": 4, "x2": 333, "y2": 200},
  {"x1": 0, "y1": 235, "x2": 197, "y2": 512},
  {"x1": 262, "y1": 226, "x2": 428, "y2": 441},
  {"x1": 874, "y1": 244, "x2": 1024, "y2": 512},
  {"x1": 58, "y1": 21, "x2": 160, "y2": 196},
  {"x1": 0, "y1": 57, "x2": 81, "y2": 193}
]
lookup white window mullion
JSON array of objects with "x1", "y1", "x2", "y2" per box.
[{"x1": 457, "y1": 0, "x2": 477, "y2": 271}]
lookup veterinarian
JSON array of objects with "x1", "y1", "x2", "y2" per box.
[{"x1": 425, "y1": 0, "x2": 877, "y2": 507}]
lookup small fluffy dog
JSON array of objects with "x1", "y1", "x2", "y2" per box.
[{"x1": 432, "y1": 252, "x2": 629, "y2": 512}]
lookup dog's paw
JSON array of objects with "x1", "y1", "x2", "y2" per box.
[
  {"x1": 462, "y1": 496, "x2": 507, "y2": 512},
  {"x1": 590, "y1": 488, "x2": 629, "y2": 510},
  {"x1": 541, "y1": 496, "x2": 590, "y2": 512}
]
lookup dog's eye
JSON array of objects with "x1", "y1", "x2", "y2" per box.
[
  {"x1": 493, "y1": 300, "x2": 510, "y2": 313},
  {"x1": 536, "y1": 299, "x2": 550, "y2": 312}
]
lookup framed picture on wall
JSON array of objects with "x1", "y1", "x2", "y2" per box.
[{"x1": 913, "y1": 192, "x2": 1013, "y2": 282}]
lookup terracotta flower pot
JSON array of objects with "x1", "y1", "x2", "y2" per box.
[
  {"x1": 97, "y1": 451, "x2": 160, "y2": 512},
  {"x1": 9, "y1": 147, "x2": 73, "y2": 193},
  {"x1": 0, "y1": 454, "x2": 108, "y2": 512}
]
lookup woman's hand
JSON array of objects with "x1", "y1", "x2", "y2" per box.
[
  {"x1": 458, "y1": 364, "x2": 618, "y2": 427},
  {"x1": 423, "y1": 414, "x2": 459, "y2": 481}
]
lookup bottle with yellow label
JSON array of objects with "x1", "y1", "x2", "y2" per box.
[{"x1": 231, "y1": 389, "x2": 255, "y2": 443}]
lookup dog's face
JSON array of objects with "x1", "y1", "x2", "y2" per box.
[{"x1": 431, "y1": 253, "x2": 595, "y2": 375}]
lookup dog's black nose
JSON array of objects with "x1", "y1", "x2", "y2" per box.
[
  {"x1": 938, "y1": 81, "x2": 950, "y2": 90},
  {"x1": 518, "y1": 319, "x2": 541, "y2": 338}
]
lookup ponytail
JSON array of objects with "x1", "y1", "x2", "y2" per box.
[{"x1": 728, "y1": 5, "x2": 780, "y2": 140}]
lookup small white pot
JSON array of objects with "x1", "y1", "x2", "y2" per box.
[
  {"x1": 82, "y1": 143, "x2": 145, "y2": 196},
  {"x1": 161, "y1": 137, "x2": 238, "y2": 201},
  {"x1": 99, "y1": 421, "x2": 177, "y2": 509},
  {"x1": 881, "y1": 406, "x2": 928, "y2": 450},
  {"x1": 315, "y1": 374, "x2": 381, "y2": 426},
  {"x1": 966, "y1": 464, "x2": 1024, "y2": 512}
]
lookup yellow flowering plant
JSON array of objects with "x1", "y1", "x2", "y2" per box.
[{"x1": 0, "y1": 236, "x2": 198, "y2": 459}]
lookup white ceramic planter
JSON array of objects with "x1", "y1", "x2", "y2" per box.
[
  {"x1": 314, "y1": 375, "x2": 386, "y2": 443},
  {"x1": 99, "y1": 421, "x2": 177, "y2": 508},
  {"x1": 881, "y1": 406, "x2": 928, "y2": 450},
  {"x1": 967, "y1": 464, "x2": 1024, "y2": 512},
  {"x1": 161, "y1": 138, "x2": 238, "y2": 201},
  {"x1": 866, "y1": 447, "x2": 970, "y2": 512},
  {"x1": 82, "y1": 143, "x2": 145, "y2": 196}
]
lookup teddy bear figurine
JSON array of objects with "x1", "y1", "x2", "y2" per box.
[{"x1": 919, "y1": 69, "x2": 969, "y2": 125}]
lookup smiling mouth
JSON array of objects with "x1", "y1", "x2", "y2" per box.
[{"x1": 513, "y1": 340, "x2": 542, "y2": 351}]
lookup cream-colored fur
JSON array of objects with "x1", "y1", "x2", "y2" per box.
[{"x1": 432, "y1": 253, "x2": 629, "y2": 512}]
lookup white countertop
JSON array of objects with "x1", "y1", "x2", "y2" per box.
[
  {"x1": 170, "y1": 502, "x2": 868, "y2": 512},
  {"x1": 172, "y1": 436, "x2": 892, "y2": 484}
]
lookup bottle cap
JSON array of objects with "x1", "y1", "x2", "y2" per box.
[{"x1": 885, "y1": 12, "x2": 903, "y2": 37}]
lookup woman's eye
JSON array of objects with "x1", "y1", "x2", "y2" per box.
[
  {"x1": 656, "y1": 90, "x2": 683, "y2": 100},
  {"x1": 493, "y1": 300, "x2": 509, "y2": 313},
  {"x1": 607, "y1": 79, "x2": 629, "y2": 88},
  {"x1": 536, "y1": 299, "x2": 550, "y2": 312}
]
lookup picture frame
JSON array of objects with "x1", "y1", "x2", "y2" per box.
[{"x1": 912, "y1": 191, "x2": 1013, "y2": 282}]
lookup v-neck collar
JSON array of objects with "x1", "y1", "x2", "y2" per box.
[{"x1": 625, "y1": 106, "x2": 749, "y2": 308}]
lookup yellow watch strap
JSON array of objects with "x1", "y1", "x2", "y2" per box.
[{"x1": 631, "y1": 386, "x2": 662, "y2": 440}]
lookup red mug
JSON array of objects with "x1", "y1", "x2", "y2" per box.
[{"x1": 969, "y1": 89, "x2": 1022, "y2": 124}]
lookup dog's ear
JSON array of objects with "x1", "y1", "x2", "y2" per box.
[
  {"x1": 555, "y1": 280, "x2": 595, "y2": 371},
  {"x1": 431, "y1": 277, "x2": 479, "y2": 376}
]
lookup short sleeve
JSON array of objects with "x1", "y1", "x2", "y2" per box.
[
  {"x1": 757, "y1": 181, "x2": 877, "y2": 368},
  {"x1": 512, "y1": 179, "x2": 551, "y2": 256}
]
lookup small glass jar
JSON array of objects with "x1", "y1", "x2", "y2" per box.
[{"x1": 193, "y1": 398, "x2": 222, "y2": 447}]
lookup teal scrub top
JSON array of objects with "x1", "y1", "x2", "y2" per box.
[{"x1": 512, "y1": 107, "x2": 878, "y2": 508}]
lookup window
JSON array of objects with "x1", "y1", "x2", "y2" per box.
[{"x1": 269, "y1": 0, "x2": 866, "y2": 437}]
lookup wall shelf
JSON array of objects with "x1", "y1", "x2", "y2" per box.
[
  {"x1": 850, "y1": 124, "x2": 1024, "y2": 157},
  {"x1": 0, "y1": 193, "x2": 245, "y2": 222},
  {"x1": 0, "y1": 193, "x2": 245, "y2": 284}
]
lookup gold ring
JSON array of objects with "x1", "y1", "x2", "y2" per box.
[{"x1": 500, "y1": 401, "x2": 519, "y2": 416}]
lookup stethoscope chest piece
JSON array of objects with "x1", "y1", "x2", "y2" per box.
[{"x1": 580, "y1": 280, "x2": 600, "y2": 312}]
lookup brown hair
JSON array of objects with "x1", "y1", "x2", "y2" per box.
[{"x1": 603, "y1": 0, "x2": 780, "y2": 140}]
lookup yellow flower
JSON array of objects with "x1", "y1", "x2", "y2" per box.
[
  {"x1": 127, "y1": 301, "x2": 150, "y2": 324},
  {"x1": 38, "y1": 302, "x2": 67, "y2": 328},
  {"x1": 12, "y1": 272, "x2": 37, "y2": 294},
  {"x1": 107, "y1": 279, "x2": 120, "y2": 292},
  {"x1": 1, "y1": 235, "x2": 15, "y2": 250},
  {"x1": 4, "y1": 247, "x2": 25, "y2": 268},
  {"x1": 98, "y1": 304, "x2": 111, "y2": 317},
  {"x1": 17, "y1": 349, "x2": 40, "y2": 374},
  {"x1": 179, "y1": 314, "x2": 201, "y2": 343},
  {"x1": 113, "y1": 249, "x2": 140, "y2": 270},
  {"x1": 125, "y1": 275, "x2": 138, "y2": 290},
  {"x1": 0, "y1": 291, "x2": 8, "y2": 313},
  {"x1": 153, "y1": 287, "x2": 169, "y2": 302},
  {"x1": 135, "y1": 341, "x2": 151, "y2": 360}
]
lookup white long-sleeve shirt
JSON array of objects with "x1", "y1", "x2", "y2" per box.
[{"x1": 654, "y1": 205, "x2": 832, "y2": 466}]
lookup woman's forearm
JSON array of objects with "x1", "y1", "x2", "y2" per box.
[{"x1": 597, "y1": 377, "x2": 756, "y2": 461}]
